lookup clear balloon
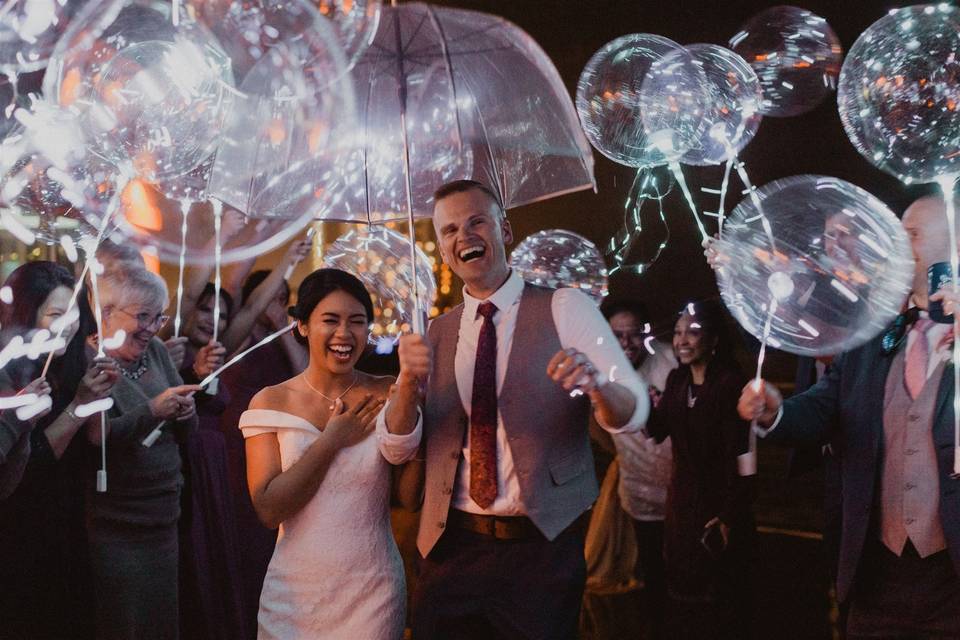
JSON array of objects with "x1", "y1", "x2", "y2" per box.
[
  {"x1": 43, "y1": 0, "x2": 234, "y2": 183},
  {"x1": 323, "y1": 226, "x2": 436, "y2": 340},
  {"x1": 714, "y1": 175, "x2": 913, "y2": 357},
  {"x1": 0, "y1": 0, "x2": 91, "y2": 75},
  {"x1": 510, "y1": 229, "x2": 609, "y2": 304},
  {"x1": 679, "y1": 44, "x2": 763, "y2": 167},
  {"x1": 838, "y1": 4, "x2": 960, "y2": 184},
  {"x1": 200, "y1": 0, "x2": 355, "y2": 220},
  {"x1": 316, "y1": 0, "x2": 382, "y2": 71},
  {"x1": 730, "y1": 6, "x2": 842, "y2": 118},
  {"x1": 577, "y1": 34, "x2": 707, "y2": 168}
]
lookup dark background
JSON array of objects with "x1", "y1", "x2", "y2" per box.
[{"x1": 433, "y1": 0, "x2": 920, "y2": 343}]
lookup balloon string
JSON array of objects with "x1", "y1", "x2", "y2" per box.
[
  {"x1": 733, "y1": 159, "x2": 777, "y2": 252},
  {"x1": 40, "y1": 189, "x2": 120, "y2": 378},
  {"x1": 87, "y1": 249, "x2": 108, "y2": 492},
  {"x1": 716, "y1": 156, "x2": 735, "y2": 238},
  {"x1": 173, "y1": 200, "x2": 189, "y2": 338},
  {"x1": 936, "y1": 174, "x2": 960, "y2": 477},
  {"x1": 141, "y1": 322, "x2": 296, "y2": 447},
  {"x1": 740, "y1": 297, "x2": 777, "y2": 478},
  {"x1": 171, "y1": 0, "x2": 180, "y2": 25},
  {"x1": 669, "y1": 162, "x2": 708, "y2": 242},
  {"x1": 209, "y1": 199, "x2": 223, "y2": 395}
]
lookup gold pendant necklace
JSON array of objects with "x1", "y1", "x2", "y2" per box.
[{"x1": 301, "y1": 372, "x2": 359, "y2": 411}]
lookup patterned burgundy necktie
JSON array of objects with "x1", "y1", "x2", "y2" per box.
[{"x1": 469, "y1": 301, "x2": 498, "y2": 509}]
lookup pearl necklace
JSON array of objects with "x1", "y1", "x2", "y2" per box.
[{"x1": 301, "y1": 372, "x2": 359, "y2": 411}]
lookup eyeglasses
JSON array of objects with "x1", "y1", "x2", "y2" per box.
[{"x1": 116, "y1": 308, "x2": 170, "y2": 330}]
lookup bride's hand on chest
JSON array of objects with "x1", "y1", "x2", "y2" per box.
[{"x1": 323, "y1": 394, "x2": 385, "y2": 449}]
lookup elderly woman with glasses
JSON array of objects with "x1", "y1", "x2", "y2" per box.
[{"x1": 86, "y1": 267, "x2": 199, "y2": 640}]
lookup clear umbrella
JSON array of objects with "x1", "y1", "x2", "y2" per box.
[{"x1": 218, "y1": 2, "x2": 594, "y2": 331}]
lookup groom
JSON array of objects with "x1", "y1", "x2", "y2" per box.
[{"x1": 378, "y1": 180, "x2": 649, "y2": 639}]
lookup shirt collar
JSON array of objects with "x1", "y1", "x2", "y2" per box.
[{"x1": 462, "y1": 270, "x2": 524, "y2": 320}]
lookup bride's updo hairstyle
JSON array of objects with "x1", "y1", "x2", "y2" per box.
[{"x1": 289, "y1": 269, "x2": 374, "y2": 345}]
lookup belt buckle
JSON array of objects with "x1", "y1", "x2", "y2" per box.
[{"x1": 493, "y1": 518, "x2": 510, "y2": 539}]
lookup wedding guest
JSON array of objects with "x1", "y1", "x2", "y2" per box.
[
  {"x1": 0, "y1": 261, "x2": 117, "y2": 639},
  {"x1": 86, "y1": 267, "x2": 199, "y2": 640},
  {"x1": 645, "y1": 299, "x2": 754, "y2": 639},
  {"x1": 740, "y1": 195, "x2": 960, "y2": 637},
  {"x1": 177, "y1": 283, "x2": 244, "y2": 640}
]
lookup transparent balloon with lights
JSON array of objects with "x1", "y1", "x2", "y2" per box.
[
  {"x1": 730, "y1": 5, "x2": 843, "y2": 118},
  {"x1": 0, "y1": 0, "x2": 92, "y2": 76},
  {"x1": 714, "y1": 175, "x2": 913, "y2": 357},
  {"x1": 577, "y1": 34, "x2": 707, "y2": 169},
  {"x1": 316, "y1": 0, "x2": 382, "y2": 72},
  {"x1": 43, "y1": 0, "x2": 234, "y2": 183},
  {"x1": 838, "y1": 3, "x2": 960, "y2": 184},
  {"x1": 323, "y1": 226, "x2": 436, "y2": 343},
  {"x1": 679, "y1": 44, "x2": 763, "y2": 167},
  {"x1": 510, "y1": 229, "x2": 609, "y2": 305}
]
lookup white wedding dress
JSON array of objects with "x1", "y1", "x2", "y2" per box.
[{"x1": 239, "y1": 409, "x2": 405, "y2": 640}]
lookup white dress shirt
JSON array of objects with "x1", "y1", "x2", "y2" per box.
[{"x1": 377, "y1": 270, "x2": 648, "y2": 516}]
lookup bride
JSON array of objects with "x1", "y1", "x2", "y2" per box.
[{"x1": 240, "y1": 268, "x2": 406, "y2": 639}]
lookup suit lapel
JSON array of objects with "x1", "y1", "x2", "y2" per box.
[{"x1": 933, "y1": 360, "x2": 954, "y2": 448}]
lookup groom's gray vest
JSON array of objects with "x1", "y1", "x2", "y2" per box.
[{"x1": 417, "y1": 284, "x2": 596, "y2": 557}]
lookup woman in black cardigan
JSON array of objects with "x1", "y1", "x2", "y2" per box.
[{"x1": 646, "y1": 299, "x2": 755, "y2": 639}]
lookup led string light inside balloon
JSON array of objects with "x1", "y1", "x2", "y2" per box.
[{"x1": 608, "y1": 168, "x2": 672, "y2": 276}]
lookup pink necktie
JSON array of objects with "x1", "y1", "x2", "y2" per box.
[
  {"x1": 905, "y1": 318, "x2": 934, "y2": 399},
  {"x1": 469, "y1": 301, "x2": 498, "y2": 509}
]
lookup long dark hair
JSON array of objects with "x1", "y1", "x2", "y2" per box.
[
  {"x1": 0, "y1": 262, "x2": 92, "y2": 419},
  {"x1": 676, "y1": 298, "x2": 739, "y2": 369},
  {"x1": 289, "y1": 269, "x2": 373, "y2": 345}
]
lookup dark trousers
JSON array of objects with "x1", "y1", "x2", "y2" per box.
[
  {"x1": 411, "y1": 518, "x2": 587, "y2": 640},
  {"x1": 847, "y1": 539, "x2": 960, "y2": 639},
  {"x1": 633, "y1": 519, "x2": 666, "y2": 640}
]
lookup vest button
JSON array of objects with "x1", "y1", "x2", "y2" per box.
[
  {"x1": 906, "y1": 448, "x2": 918, "y2": 456},
  {"x1": 438, "y1": 521, "x2": 446, "y2": 529},
  {"x1": 905, "y1": 482, "x2": 915, "y2": 491},
  {"x1": 905, "y1": 517, "x2": 915, "y2": 525},
  {"x1": 450, "y1": 451, "x2": 459, "y2": 460},
  {"x1": 443, "y1": 487, "x2": 453, "y2": 495},
  {"x1": 908, "y1": 414, "x2": 920, "y2": 422}
]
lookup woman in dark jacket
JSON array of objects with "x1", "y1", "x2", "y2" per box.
[
  {"x1": 0, "y1": 261, "x2": 117, "y2": 639},
  {"x1": 646, "y1": 299, "x2": 755, "y2": 639}
]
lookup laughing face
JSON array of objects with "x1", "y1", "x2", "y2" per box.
[
  {"x1": 298, "y1": 289, "x2": 369, "y2": 374},
  {"x1": 186, "y1": 292, "x2": 229, "y2": 347},
  {"x1": 672, "y1": 311, "x2": 716, "y2": 368},
  {"x1": 433, "y1": 187, "x2": 513, "y2": 297}
]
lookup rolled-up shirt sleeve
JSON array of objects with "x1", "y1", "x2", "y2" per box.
[
  {"x1": 375, "y1": 401, "x2": 423, "y2": 464},
  {"x1": 552, "y1": 288, "x2": 649, "y2": 434}
]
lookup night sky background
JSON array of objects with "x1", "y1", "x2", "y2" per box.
[{"x1": 430, "y1": 0, "x2": 922, "y2": 352}]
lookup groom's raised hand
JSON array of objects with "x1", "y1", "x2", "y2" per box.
[{"x1": 397, "y1": 334, "x2": 432, "y2": 386}]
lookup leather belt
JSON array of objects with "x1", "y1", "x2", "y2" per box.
[{"x1": 448, "y1": 509, "x2": 542, "y2": 540}]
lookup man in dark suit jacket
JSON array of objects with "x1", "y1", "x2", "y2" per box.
[{"x1": 739, "y1": 195, "x2": 960, "y2": 638}]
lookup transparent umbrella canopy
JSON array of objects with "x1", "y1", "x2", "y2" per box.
[{"x1": 221, "y1": 2, "x2": 595, "y2": 331}]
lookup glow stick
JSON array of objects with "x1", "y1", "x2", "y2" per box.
[{"x1": 142, "y1": 322, "x2": 296, "y2": 447}]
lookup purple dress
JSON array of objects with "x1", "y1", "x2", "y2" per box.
[
  {"x1": 218, "y1": 339, "x2": 295, "y2": 640},
  {"x1": 178, "y1": 370, "x2": 246, "y2": 640}
]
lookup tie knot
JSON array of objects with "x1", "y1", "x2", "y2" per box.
[
  {"x1": 914, "y1": 317, "x2": 935, "y2": 334},
  {"x1": 477, "y1": 301, "x2": 497, "y2": 320}
]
